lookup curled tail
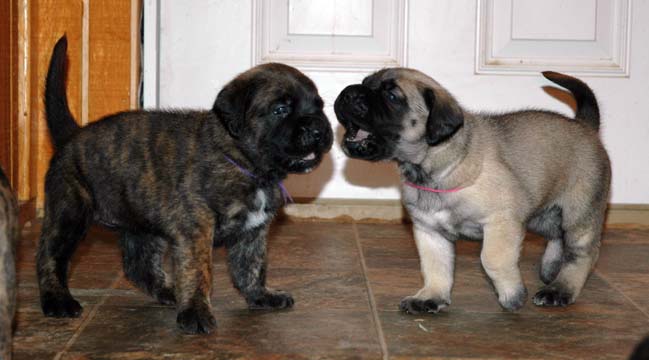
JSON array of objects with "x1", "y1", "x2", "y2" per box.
[
  {"x1": 46, "y1": 35, "x2": 80, "y2": 149},
  {"x1": 542, "y1": 71, "x2": 600, "y2": 131}
]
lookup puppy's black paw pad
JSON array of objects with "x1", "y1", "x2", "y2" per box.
[
  {"x1": 533, "y1": 287, "x2": 573, "y2": 307},
  {"x1": 154, "y1": 287, "x2": 176, "y2": 306},
  {"x1": 41, "y1": 294, "x2": 83, "y2": 318},
  {"x1": 399, "y1": 297, "x2": 448, "y2": 315},
  {"x1": 248, "y1": 290, "x2": 294, "y2": 310},
  {"x1": 177, "y1": 307, "x2": 217, "y2": 334}
]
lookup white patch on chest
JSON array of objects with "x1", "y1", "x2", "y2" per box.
[
  {"x1": 244, "y1": 189, "x2": 269, "y2": 230},
  {"x1": 403, "y1": 184, "x2": 483, "y2": 238},
  {"x1": 410, "y1": 207, "x2": 454, "y2": 232}
]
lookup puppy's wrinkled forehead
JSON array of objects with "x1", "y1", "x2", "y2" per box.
[
  {"x1": 246, "y1": 63, "x2": 323, "y2": 109},
  {"x1": 362, "y1": 68, "x2": 442, "y2": 95},
  {"x1": 256, "y1": 63, "x2": 318, "y2": 89}
]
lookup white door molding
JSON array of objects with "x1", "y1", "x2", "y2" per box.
[
  {"x1": 142, "y1": 0, "x2": 160, "y2": 108},
  {"x1": 475, "y1": 0, "x2": 632, "y2": 77},
  {"x1": 252, "y1": 0, "x2": 409, "y2": 72}
]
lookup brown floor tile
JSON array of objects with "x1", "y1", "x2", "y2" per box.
[
  {"x1": 12, "y1": 220, "x2": 649, "y2": 359},
  {"x1": 266, "y1": 223, "x2": 359, "y2": 271},
  {"x1": 13, "y1": 352, "x2": 58, "y2": 360},
  {"x1": 64, "y1": 307, "x2": 382, "y2": 359},
  {"x1": 269, "y1": 218, "x2": 355, "y2": 240},
  {"x1": 109, "y1": 267, "x2": 370, "y2": 312},
  {"x1": 112, "y1": 227, "x2": 370, "y2": 311},
  {"x1": 60, "y1": 352, "x2": 318, "y2": 360},
  {"x1": 16, "y1": 285, "x2": 108, "y2": 317},
  {"x1": 358, "y1": 222, "x2": 649, "y2": 359},
  {"x1": 16, "y1": 260, "x2": 122, "y2": 291},
  {"x1": 356, "y1": 223, "x2": 413, "y2": 240},
  {"x1": 378, "y1": 309, "x2": 648, "y2": 359},
  {"x1": 597, "y1": 273, "x2": 649, "y2": 316},
  {"x1": 603, "y1": 226, "x2": 649, "y2": 245},
  {"x1": 596, "y1": 243, "x2": 649, "y2": 275},
  {"x1": 365, "y1": 246, "x2": 638, "y2": 316},
  {"x1": 17, "y1": 223, "x2": 123, "y2": 290},
  {"x1": 12, "y1": 308, "x2": 86, "y2": 355}
]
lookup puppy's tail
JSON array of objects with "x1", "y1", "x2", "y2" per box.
[
  {"x1": 45, "y1": 35, "x2": 80, "y2": 149},
  {"x1": 542, "y1": 71, "x2": 600, "y2": 131}
]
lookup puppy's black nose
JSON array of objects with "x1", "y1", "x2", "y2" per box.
[
  {"x1": 299, "y1": 126, "x2": 321, "y2": 145},
  {"x1": 310, "y1": 128, "x2": 322, "y2": 142}
]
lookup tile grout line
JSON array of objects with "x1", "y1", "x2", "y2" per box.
[
  {"x1": 594, "y1": 269, "x2": 649, "y2": 322},
  {"x1": 53, "y1": 274, "x2": 124, "y2": 360},
  {"x1": 352, "y1": 221, "x2": 389, "y2": 360}
]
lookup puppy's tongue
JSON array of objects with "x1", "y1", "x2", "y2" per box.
[{"x1": 353, "y1": 129, "x2": 370, "y2": 142}]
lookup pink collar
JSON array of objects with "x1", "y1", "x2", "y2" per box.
[{"x1": 404, "y1": 181, "x2": 463, "y2": 193}]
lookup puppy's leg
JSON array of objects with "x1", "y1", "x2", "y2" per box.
[
  {"x1": 540, "y1": 238, "x2": 563, "y2": 285},
  {"x1": 171, "y1": 214, "x2": 216, "y2": 334},
  {"x1": 533, "y1": 222, "x2": 602, "y2": 307},
  {"x1": 226, "y1": 227, "x2": 294, "y2": 310},
  {"x1": 527, "y1": 205, "x2": 564, "y2": 284},
  {"x1": 400, "y1": 226, "x2": 454, "y2": 314},
  {"x1": 481, "y1": 220, "x2": 527, "y2": 311},
  {"x1": 37, "y1": 179, "x2": 91, "y2": 318},
  {"x1": 119, "y1": 232, "x2": 175, "y2": 305}
]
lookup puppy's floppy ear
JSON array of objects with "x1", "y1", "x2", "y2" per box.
[
  {"x1": 423, "y1": 88, "x2": 464, "y2": 146},
  {"x1": 213, "y1": 78, "x2": 260, "y2": 138}
]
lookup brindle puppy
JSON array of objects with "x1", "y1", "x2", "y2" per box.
[
  {"x1": 0, "y1": 167, "x2": 18, "y2": 359},
  {"x1": 630, "y1": 334, "x2": 649, "y2": 360},
  {"x1": 37, "y1": 36, "x2": 333, "y2": 334},
  {"x1": 335, "y1": 68, "x2": 610, "y2": 313}
]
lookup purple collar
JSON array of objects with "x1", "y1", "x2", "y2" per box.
[{"x1": 223, "y1": 154, "x2": 293, "y2": 204}]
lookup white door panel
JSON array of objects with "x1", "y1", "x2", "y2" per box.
[
  {"x1": 477, "y1": 0, "x2": 630, "y2": 75},
  {"x1": 145, "y1": 0, "x2": 649, "y2": 204}
]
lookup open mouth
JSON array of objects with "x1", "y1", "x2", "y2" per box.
[
  {"x1": 344, "y1": 122, "x2": 374, "y2": 145},
  {"x1": 339, "y1": 120, "x2": 385, "y2": 161},
  {"x1": 285, "y1": 151, "x2": 322, "y2": 173}
]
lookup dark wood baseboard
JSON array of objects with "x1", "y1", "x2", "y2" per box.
[{"x1": 18, "y1": 198, "x2": 35, "y2": 227}]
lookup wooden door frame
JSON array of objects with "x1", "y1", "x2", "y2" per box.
[
  {"x1": 0, "y1": 0, "x2": 34, "y2": 224},
  {"x1": 10, "y1": 0, "x2": 141, "y2": 223}
]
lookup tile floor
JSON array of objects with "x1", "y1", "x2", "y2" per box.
[{"x1": 11, "y1": 219, "x2": 649, "y2": 359}]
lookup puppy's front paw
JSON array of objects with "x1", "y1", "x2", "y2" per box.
[
  {"x1": 498, "y1": 286, "x2": 528, "y2": 311},
  {"x1": 399, "y1": 296, "x2": 449, "y2": 315},
  {"x1": 154, "y1": 287, "x2": 176, "y2": 306},
  {"x1": 533, "y1": 286, "x2": 573, "y2": 307},
  {"x1": 177, "y1": 305, "x2": 217, "y2": 334},
  {"x1": 41, "y1": 293, "x2": 83, "y2": 318},
  {"x1": 248, "y1": 290, "x2": 294, "y2": 310}
]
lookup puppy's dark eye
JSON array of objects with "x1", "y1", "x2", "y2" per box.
[
  {"x1": 272, "y1": 105, "x2": 291, "y2": 117},
  {"x1": 386, "y1": 92, "x2": 398, "y2": 103}
]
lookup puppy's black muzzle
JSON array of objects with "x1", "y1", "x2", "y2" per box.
[
  {"x1": 335, "y1": 85, "x2": 371, "y2": 128},
  {"x1": 294, "y1": 115, "x2": 332, "y2": 150},
  {"x1": 281, "y1": 114, "x2": 333, "y2": 173},
  {"x1": 339, "y1": 85, "x2": 369, "y2": 119},
  {"x1": 334, "y1": 85, "x2": 388, "y2": 161}
]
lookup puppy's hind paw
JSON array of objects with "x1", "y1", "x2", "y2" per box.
[
  {"x1": 41, "y1": 293, "x2": 83, "y2": 318},
  {"x1": 248, "y1": 290, "x2": 294, "y2": 310},
  {"x1": 399, "y1": 296, "x2": 449, "y2": 315},
  {"x1": 177, "y1": 306, "x2": 217, "y2": 334},
  {"x1": 533, "y1": 286, "x2": 573, "y2": 307}
]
